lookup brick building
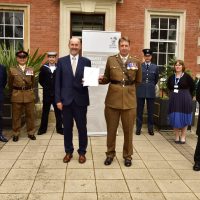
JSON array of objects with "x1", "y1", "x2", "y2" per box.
[{"x1": 0, "y1": 0, "x2": 200, "y2": 74}]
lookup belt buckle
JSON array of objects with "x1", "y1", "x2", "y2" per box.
[
  {"x1": 121, "y1": 80, "x2": 126, "y2": 87},
  {"x1": 22, "y1": 86, "x2": 26, "y2": 90},
  {"x1": 121, "y1": 80, "x2": 125, "y2": 85}
]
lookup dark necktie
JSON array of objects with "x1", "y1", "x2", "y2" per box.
[{"x1": 146, "y1": 64, "x2": 149, "y2": 70}]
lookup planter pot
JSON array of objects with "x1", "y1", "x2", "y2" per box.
[
  {"x1": 2, "y1": 93, "x2": 12, "y2": 128},
  {"x1": 2, "y1": 93, "x2": 26, "y2": 128},
  {"x1": 153, "y1": 97, "x2": 196, "y2": 130}
]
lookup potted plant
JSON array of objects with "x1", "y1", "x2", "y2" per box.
[
  {"x1": 0, "y1": 44, "x2": 46, "y2": 127},
  {"x1": 154, "y1": 58, "x2": 197, "y2": 130}
]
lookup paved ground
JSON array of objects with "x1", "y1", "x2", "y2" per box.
[{"x1": 0, "y1": 121, "x2": 200, "y2": 200}]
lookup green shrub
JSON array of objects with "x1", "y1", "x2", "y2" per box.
[{"x1": 0, "y1": 43, "x2": 46, "y2": 79}]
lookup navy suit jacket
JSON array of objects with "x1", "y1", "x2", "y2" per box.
[
  {"x1": 136, "y1": 62, "x2": 159, "y2": 98},
  {"x1": 0, "y1": 64, "x2": 7, "y2": 102},
  {"x1": 55, "y1": 55, "x2": 91, "y2": 106}
]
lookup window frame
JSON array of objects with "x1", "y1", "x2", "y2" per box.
[
  {"x1": 0, "y1": 3, "x2": 30, "y2": 50},
  {"x1": 150, "y1": 16, "x2": 179, "y2": 66},
  {"x1": 144, "y1": 9, "x2": 186, "y2": 66}
]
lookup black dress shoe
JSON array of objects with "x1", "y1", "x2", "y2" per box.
[
  {"x1": 193, "y1": 162, "x2": 200, "y2": 171},
  {"x1": 28, "y1": 135, "x2": 36, "y2": 140},
  {"x1": 0, "y1": 134, "x2": 8, "y2": 142},
  {"x1": 13, "y1": 136, "x2": 19, "y2": 142},
  {"x1": 124, "y1": 159, "x2": 132, "y2": 167},
  {"x1": 37, "y1": 130, "x2": 46, "y2": 135},
  {"x1": 148, "y1": 131, "x2": 154, "y2": 136},
  {"x1": 136, "y1": 130, "x2": 141, "y2": 135},
  {"x1": 104, "y1": 157, "x2": 113, "y2": 165}
]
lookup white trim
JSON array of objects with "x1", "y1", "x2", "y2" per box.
[
  {"x1": 59, "y1": 0, "x2": 117, "y2": 57},
  {"x1": 198, "y1": 37, "x2": 200, "y2": 47},
  {"x1": 0, "y1": 3, "x2": 30, "y2": 51},
  {"x1": 197, "y1": 56, "x2": 200, "y2": 65},
  {"x1": 144, "y1": 9, "x2": 186, "y2": 60}
]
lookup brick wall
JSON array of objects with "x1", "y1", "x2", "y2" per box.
[{"x1": 29, "y1": 0, "x2": 59, "y2": 54}]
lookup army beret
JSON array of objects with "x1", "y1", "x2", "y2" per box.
[
  {"x1": 16, "y1": 50, "x2": 28, "y2": 58},
  {"x1": 47, "y1": 52, "x2": 57, "y2": 56},
  {"x1": 142, "y1": 48, "x2": 153, "y2": 56}
]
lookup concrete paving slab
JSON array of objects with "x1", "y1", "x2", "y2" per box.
[{"x1": 0, "y1": 124, "x2": 200, "y2": 199}]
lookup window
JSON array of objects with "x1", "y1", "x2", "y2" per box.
[
  {"x1": 150, "y1": 17, "x2": 178, "y2": 67},
  {"x1": 0, "y1": 11, "x2": 24, "y2": 50},
  {"x1": 71, "y1": 13, "x2": 105, "y2": 37},
  {"x1": 144, "y1": 10, "x2": 186, "y2": 68}
]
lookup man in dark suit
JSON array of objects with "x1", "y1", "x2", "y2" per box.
[
  {"x1": 55, "y1": 37, "x2": 91, "y2": 164},
  {"x1": 136, "y1": 49, "x2": 159, "y2": 135},
  {"x1": 193, "y1": 80, "x2": 200, "y2": 171},
  {"x1": 38, "y1": 52, "x2": 63, "y2": 135},
  {"x1": 0, "y1": 64, "x2": 8, "y2": 142}
]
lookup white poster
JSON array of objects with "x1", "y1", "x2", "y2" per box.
[{"x1": 82, "y1": 30, "x2": 121, "y2": 136}]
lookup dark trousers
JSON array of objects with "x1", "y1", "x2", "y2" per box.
[
  {"x1": 0, "y1": 102, "x2": 3, "y2": 134},
  {"x1": 62, "y1": 101, "x2": 88, "y2": 155},
  {"x1": 136, "y1": 97, "x2": 155, "y2": 132},
  {"x1": 39, "y1": 100, "x2": 63, "y2": 132},
  {"x1": 194, "y1": 136, "x2": 200, "y2": 163}
]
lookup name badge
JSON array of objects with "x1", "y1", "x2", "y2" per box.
[
  {"x1": 26, "y1": 69, "x2": 34, "y2": 76},
  {"x1": 174, "y1": 85, "x2": 178, "y2": 89},
  {"x1": 174, "y1": 89, "x2": 179, "y2": 93}
]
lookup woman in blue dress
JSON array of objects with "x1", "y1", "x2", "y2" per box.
[{"x1": 167, "y1": 60, "x2": 195, "y2": 144}]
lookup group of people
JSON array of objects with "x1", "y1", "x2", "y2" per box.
[
  {"x1": 0, "y1": 50, "x2": 63, "y2": 143},
  {"x1": 0, "y1": 36, "x2": 200, "y2": 170}
]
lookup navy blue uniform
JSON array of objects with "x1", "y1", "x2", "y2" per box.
[
  {"x1": 136, "y1": 62, "x2": 159, "y2": 132},
  {"x1": 38, "y1": 63, "x2": 63, "y2": 134}
]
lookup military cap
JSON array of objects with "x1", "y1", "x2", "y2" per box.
[
  {"x1": 47, "y1": 52, "x2": 57, "y2": 56},
  {"x1": 142, "y1": 49, "x2": 153, "y2": 56},
  {"x1": 16, "y1": 50, "x2": 28, "y2": 58}
]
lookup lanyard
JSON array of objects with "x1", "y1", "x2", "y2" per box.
[{"x1": 174, "y1": 73, "x2": 184, "y2": 85}]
